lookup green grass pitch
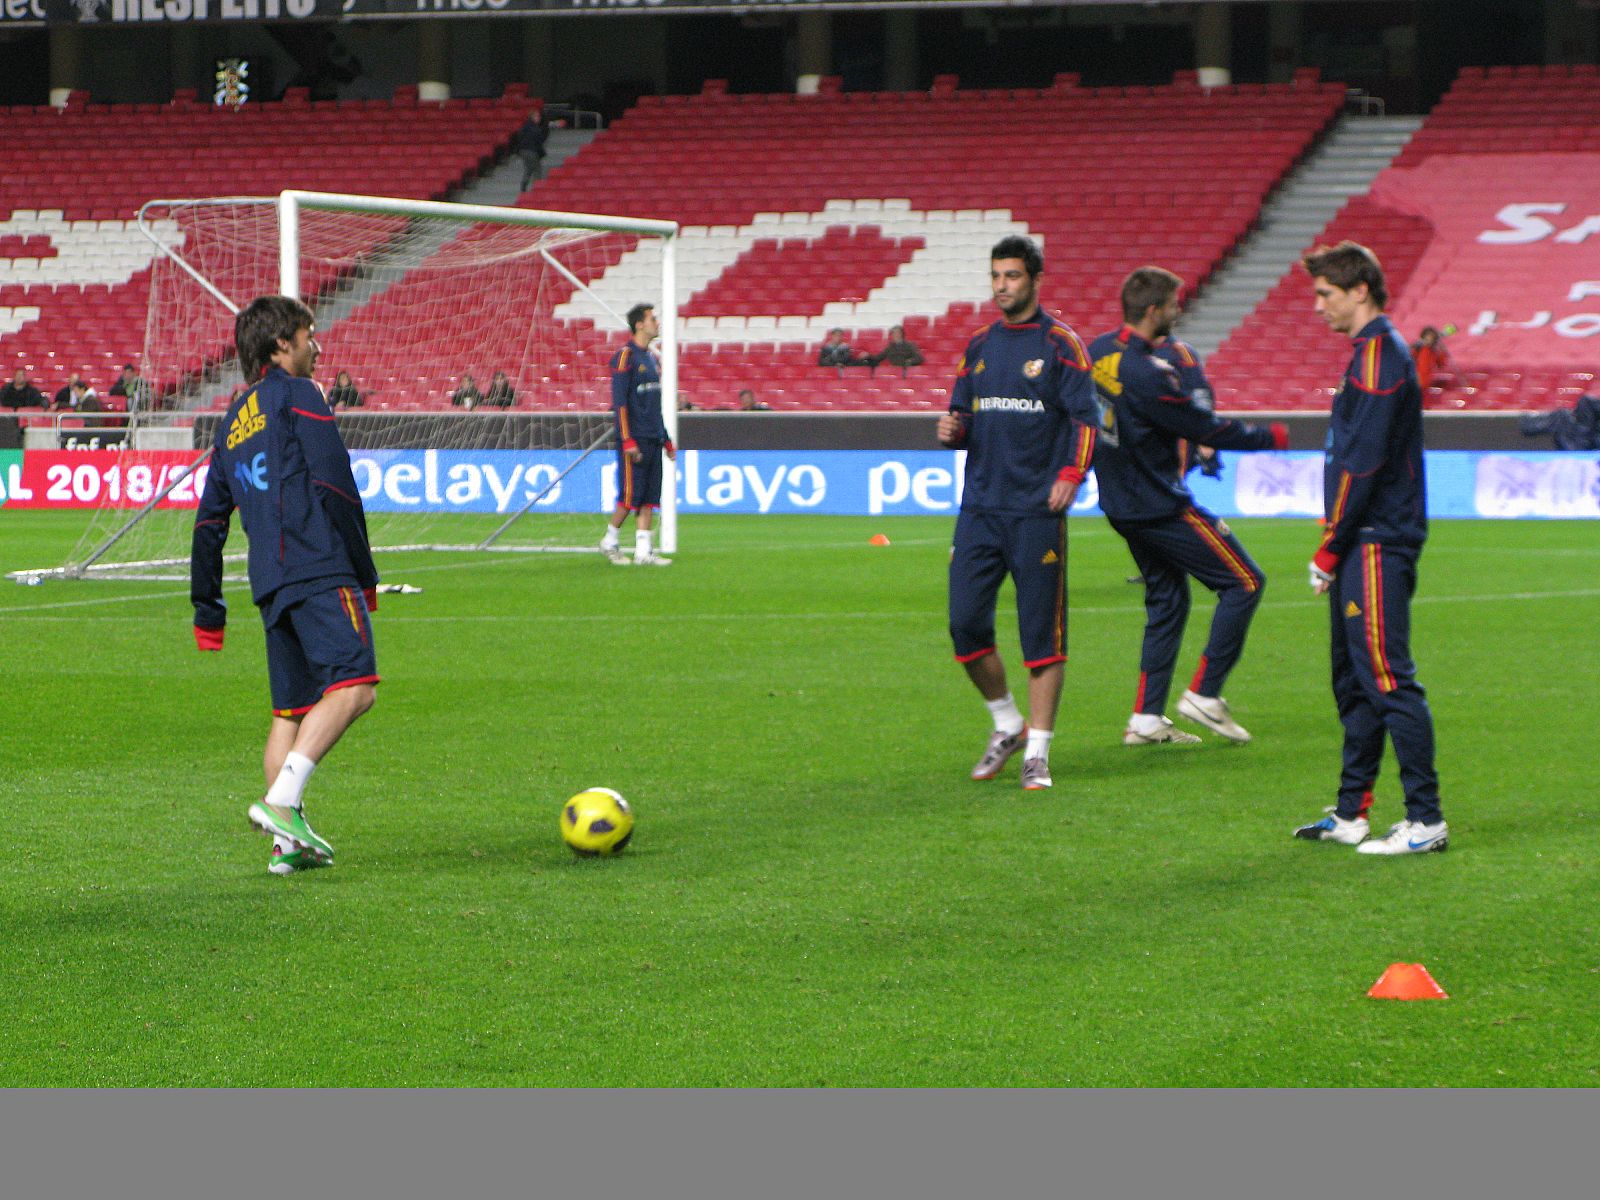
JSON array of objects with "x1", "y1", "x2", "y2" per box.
[{"x1": 2, "y1": 510, "x2": 1597, "y2": 1087}]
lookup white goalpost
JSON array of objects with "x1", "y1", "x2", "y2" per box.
[{"x1": 13, "y1": 190, "x2": 679, "y2": 583}]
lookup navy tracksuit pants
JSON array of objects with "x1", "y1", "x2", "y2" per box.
[
  {"x1": 1113, "y1": 506, "x2": 1265, "y2": 716},
  {"x1": 1329, "y1": 541, "x2": 1442, "y2": 824}
]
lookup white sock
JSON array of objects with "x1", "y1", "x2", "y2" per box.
[
  {"x1": 985, "y1": 693, "x2": 1025, "y2": 736},
  {"x1": 1025, "y1": 729, "x2": 1053, "y2": 761},
  {"x1": 636, "y1": 529, "x2": 652, "y2": 557},
  {"x1": 265, "y1": 751, "x2": 316, "y2": 810},
  {"x1": 1128, "y1": 712, "x2": 1165, "y2": 736},
  {"x1": 601, "y1": 527, "x2": 619, "y2": 550}
]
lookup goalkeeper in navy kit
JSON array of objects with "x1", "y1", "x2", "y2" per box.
[
  {"x1": 1088, "y1": 267, "x2": 1287, "y2": 748},
  {"x1": 191, "y1": 295, "x2": 379, "y2": 876},
  {"x1": 600, "y1": 302, "x2": 676, "y2": 566},
  {"x1": 937, "y1": 236, "x2": 1098, "y2": 792}
]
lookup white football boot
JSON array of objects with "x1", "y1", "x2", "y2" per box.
[
  {"x1": 1123, "y1": 714, "x2": 1202, "y2": 746},
  {"x1": 1177, "y1": 689, "x2": 1251, "y2": 744},
  {"x1": 1356, "y1": 819, "x2": 1449, "y2": 855}
]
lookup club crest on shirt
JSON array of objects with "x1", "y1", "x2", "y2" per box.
[
  {"x1": 974, "y1": 359, "x2": 986, "y2": 375},
  {"x1": 1023, "y1": 358, "x2": 1044, "y2": 379}
]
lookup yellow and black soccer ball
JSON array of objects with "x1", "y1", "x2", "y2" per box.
[{"x1": 560, "y1": 787, "x2": 634, "y2": 857}]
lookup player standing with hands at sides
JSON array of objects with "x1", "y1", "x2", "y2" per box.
[
  {"x1": 1295, "y1": 242, "x2": 1448, "y2": 855},
  {"x1": 937, "y1": 236, "x2": 1098, "y2": 791},
  {"x1": 191, "y1": 296, "x2": 380, "y2": 875},
  {"x1": 1088, "y1": 267, "x2": 1288, "y2": 747},
  {"x1": 600, "y1": 302, "x2": 676, "y2": 566}
]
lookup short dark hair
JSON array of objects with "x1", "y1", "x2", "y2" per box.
[
  {"x1": 626, "y1": 303, "x2": 654, "y2": 333},
  {"x1": 991, "y1": 235, "x2": 1043, "y2": 278},
  {"x1": 235, "y1": 295, "x2": 315, "y2": 383},
  {"x1": 1302, "y1": 240, "x2": 1388, "y2": 309},
  {"x1": 1120, "y1": 266, "x2": 1183, "y2": 324}
]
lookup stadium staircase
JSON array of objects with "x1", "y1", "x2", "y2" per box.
[
  {"x1": 1177, "y1": 115, "x2": 1423, "y2": 361},
  {"x1": 452, "y1": 127, "x2": 600, "y2": 208},
  {"x1": 1203, "y1": 64, "x2": 1600, "y2": 413}
]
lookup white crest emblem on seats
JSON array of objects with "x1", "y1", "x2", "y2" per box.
[
  {"x1": 0, "y1": 211, "x2": 182, "y2": 288},
  {"x1": 553, "y1": 199, "x2": 1035, "y2": 346}
]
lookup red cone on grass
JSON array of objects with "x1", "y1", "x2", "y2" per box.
[
  {"x1": 868, "y1": 534, "x2": 891, "y2": 546},
  {"x1": 1367, "y1": 962, "x2": 1448, "y2": 1000}
]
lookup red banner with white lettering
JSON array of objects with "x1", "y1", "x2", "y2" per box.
[
  {"x1": 1373, "y1": 153, "x2": 1600, "y2": 368},
  {"x1": 1, "y1": 450, "x2": 208, "y2": 509}
]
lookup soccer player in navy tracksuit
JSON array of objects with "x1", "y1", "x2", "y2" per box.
[
  {"x1": 937, "y1": 236, "x2": 1098, "y2": 791},
  {"x1": 1295, "y1": 241, "x2": 1448, "y2": 855},
  {"x1": 191, "y1": 296, "x2": 379, "y2": 876},
  {"x1": 600, "y1": 302, "x2": 677, "y2": 566},
  {"x1": 1088, "y1": 267, "x2": 1288, "y2": 748}
]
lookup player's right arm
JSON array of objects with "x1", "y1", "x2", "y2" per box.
[
  {"x1": 938, "y1": 332, "x2": 983, "y2": 447},
  {"x1": 1313, "y1": 338, "x2": 1406, "y2": 579},
  {"x1": 190, "y1": 442, "x2": 233, "y2": 650},
  {"x1": 611, "y1": 346, "x2": 640, "y2": 460}
]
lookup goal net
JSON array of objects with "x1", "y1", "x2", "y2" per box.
[{"x1": 22, "y1": 191, "x2": 679, "y2": 582}]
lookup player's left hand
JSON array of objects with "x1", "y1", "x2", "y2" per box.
[
  {"x1": 665, "y1": 443, "x2": 677, "y2": 461},
  {"x1": 1048, "y1": 478, "x2": 1080, "y2": 513}
]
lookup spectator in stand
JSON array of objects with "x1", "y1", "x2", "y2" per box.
[
  {"x1": 1411, "y1": 326, "x2": 1449, "y2": 392},
  {"x1": 451, "y1": 373, "x2": 484, "y2": 411},
  {"x1": 52, "y1": 372, "x2": 83, "y2": 410},
  {"x1": 73, "y1": 379, "x2": 102, "y2": 413},
  {"x1": 868, "y1": 325, "x2": 925, "y2": 376},
  {"x1": 1519, "y1": 393, "x2": 1600, "y2": 450},
  {"x1": 109, "y1": 364, "x2": 150, "y2": 414},
  {"x1": 484, "y1": 370, "x2": 516, "y2": 408},
  {"x1": 737, "y1": 388, "x2": 770, "y2": 411},
  {"x1": 0, "y1": 368, "x2": 47, "y2": 411},
  {"x1": 818, "y1": 328, "x2": 871, "y2": 373},
  {"x1": 516, "y1": 110, "x2": 549, "y2": 191},
  {"x1": 327, "y1": 370, "x2": 362, "y2": 409}
]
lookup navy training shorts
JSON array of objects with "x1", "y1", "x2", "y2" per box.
[
  {"x1": 262, "y1": 584, "x2": 380, "y2": 716},
  {"x1": 948, "y1": 509, "x2": 1067, "y2": 668},
  {"x1": 617, "y1": 438, "x2": 665, "y2": 510}
]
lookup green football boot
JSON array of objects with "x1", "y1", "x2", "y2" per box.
[{"x1": 248, "y1": 801, "x2": 335, "y2": 861}]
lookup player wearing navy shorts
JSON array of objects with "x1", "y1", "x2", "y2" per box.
[
  {"x1": 937, "y1": 236, "x2": 1098, "y2": 791},
  {"x1": 191, "y1": 296, "x2": 379, "y2": 875},
  {"x1": 599, "y1": 303, "x2": 676, "y2": 566},
  {"x1": 1088, "y1": 267, "x2": 1287, "y2": 748},
  {"x1": 1295, "y1": 241, "x2": 1448, "y2": 855}
]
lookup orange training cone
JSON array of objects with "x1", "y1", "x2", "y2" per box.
[
  {"x1": 1367, "y1": 962, "x2": 1449, "y2": 1000},
  {"x1": 868, "y1": 534, "x2": 891, "y2": 546}
]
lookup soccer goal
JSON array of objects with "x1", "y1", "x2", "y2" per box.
[{"x1": 16, "y1": 190, "x2": 679, "y2": 583}]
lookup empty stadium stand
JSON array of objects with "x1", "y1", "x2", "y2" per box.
[
  {"x1": 1210, "y1": 64, "x2": 1600, "y2": 412},
  {"x1": 0, "y1": 85, "x2": 530, "y2": 421},
  {"x1": 512, "y1": 72, "x2": 1346, "y2": 412}
]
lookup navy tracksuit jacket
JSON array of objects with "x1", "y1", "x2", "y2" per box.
[
  {"x1": 1087, "y1": 327, "x2": 1284, "y2": 715},
  {"x1": 192, "y1": 366, "x2": 377, "y2": 633}
]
